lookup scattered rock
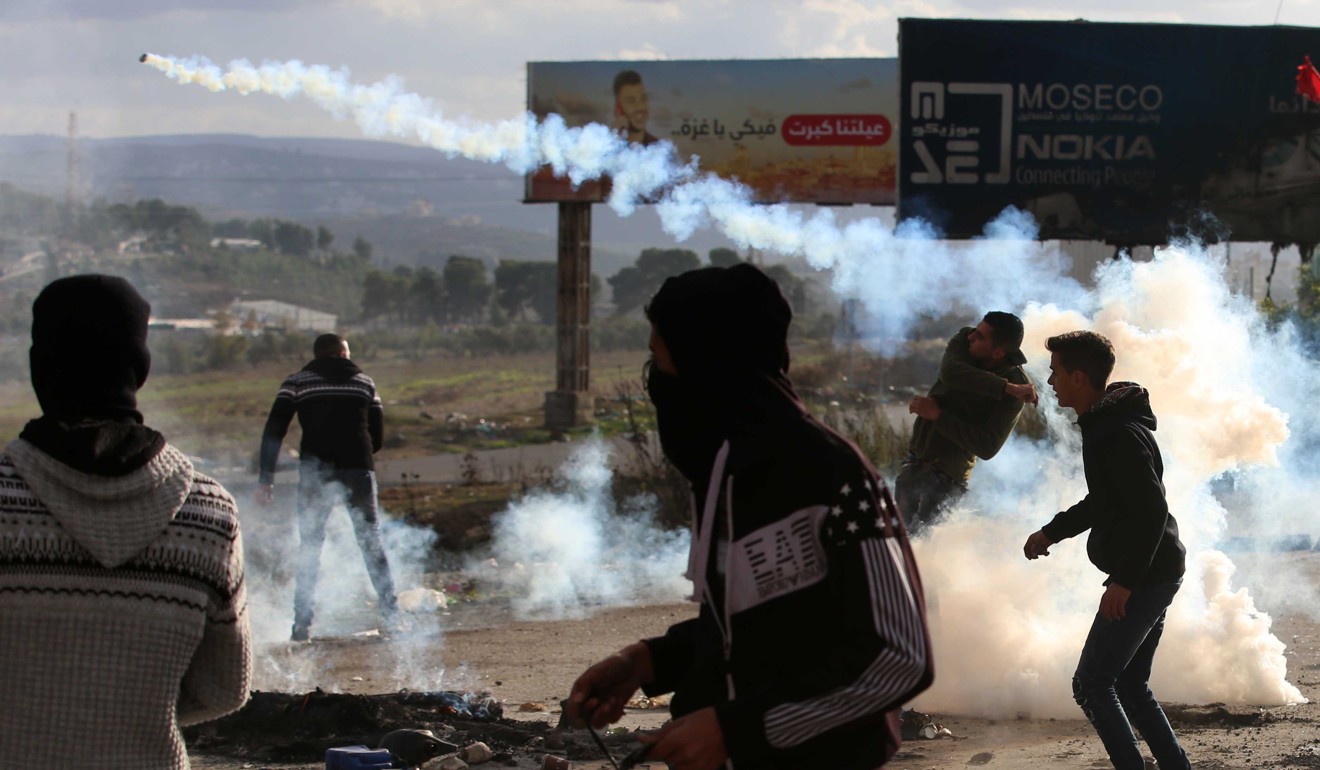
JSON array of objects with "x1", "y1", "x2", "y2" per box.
[
  {"x1": 519, "y1": 702, "x2": 548, "y2": 712},
  {"x1": 626, "y1": 693, "x2": 671, "y2": 710},
  {"x1": 398, "y1": 587, "x2": 449, "y2": 613},
  {"x1": 435, "y1": 757, "x2": 468, "y2": 770},
  {"x1": 460, "y1": 741, "x2": 493, "y2": 765},
  {"x1": 968, "y1": 752, "x2": 994, "y2": 765}
]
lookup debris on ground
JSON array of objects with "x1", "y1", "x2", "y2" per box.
[
  {"x1": 901, "y1": 708, "x2": 954, "y2": 739},
  {"x1": 184, "y1": 690, "x2": 519, "y2": 763}
]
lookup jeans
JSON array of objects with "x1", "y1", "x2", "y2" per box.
[
  {"x1": 293, "y1": 459, "x2": 398, "y2": 629},
  {"x1": 894, "y1": 460, "x2": 964, "y2": 534},
  {"x1": 1073, "y1": 579, "x2": 1190, "y2": 770}
]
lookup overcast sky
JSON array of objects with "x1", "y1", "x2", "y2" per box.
[{"x1": 2, "y1": 0, "x2": 1319, "y2": 139}]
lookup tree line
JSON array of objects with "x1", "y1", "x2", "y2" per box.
[{"x1": 364, "y1": 246, "x2": 811, "y2": 327}]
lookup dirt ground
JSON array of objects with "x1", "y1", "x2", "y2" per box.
[{"x1": 190, "y1": 552, "x2": 1320, "y2": 770}]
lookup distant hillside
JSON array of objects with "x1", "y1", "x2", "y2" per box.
[{"x1": 0, "y1": 133, "x2": 748, "y2": 276}]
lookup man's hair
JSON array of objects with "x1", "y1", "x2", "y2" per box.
[
  {"x1": 313, "y1": 333, "x2": 346, "y2": 358},
  {"x1": 1045, "y1": 330, "x2": 1115, "y2": 390},
  {"x1": 981, "y1": 311, "x2": 1024, "y2": 352},
  {"x1": 613, "y1": 70, "x2": 643, "y2": 96}
]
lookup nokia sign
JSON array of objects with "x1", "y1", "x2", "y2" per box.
[{"x1": 898, "y1": 19, "x2": 1320, "y2": 244}]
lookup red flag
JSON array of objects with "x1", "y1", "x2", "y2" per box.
[{"x1": 1298, "y1": 56, "x2": 1320, "y2": 103}]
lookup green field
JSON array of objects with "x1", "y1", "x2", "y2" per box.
[{"x1": 0, "y1": 347, "x2": 660, "y2": 469}]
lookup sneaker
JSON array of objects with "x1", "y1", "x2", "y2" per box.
[
  {"x1": 290, "y1": 622, "x2": 310, "y2": 642},
  {"x1": 381, "y1": 613, "x2": 411, "y2": 638}
]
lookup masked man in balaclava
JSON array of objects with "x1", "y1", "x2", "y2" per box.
[
  {"x1": 568, "y1": 263, "x2": 933, "y2": 770},
  {"x1": 0, "y1": 275, "x2": 251, "y2": 769}
]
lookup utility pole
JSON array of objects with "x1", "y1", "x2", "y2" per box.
[{"x1": 63, "y1": 111, "x2": 80, "y2": 239}]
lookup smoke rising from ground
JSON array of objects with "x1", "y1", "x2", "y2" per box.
[
  {"x1": 475, "y1": 439, "x2": 690, "y2": 620},
  {"x1": 145, "y1": 54, "x2": 1313, "y2": 714},
  {"x1": 915, "y1": 246, "x2": 1307, "y2": 717},
  {"x1": 241, "y1": 479, "x2": 442, "y2": 693}
]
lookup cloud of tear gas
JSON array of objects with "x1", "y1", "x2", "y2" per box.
[
  {"x1": 240, "y1": 478, "x2": 441, "y2": 693},
  {"x1": 475, "y1": 438, "x2": 690, "y2": 620},
  {"x1": 912, "y1": 244, "x2": 1307, "y2": 718},
  {"x1": 143, "y1": 54, "x2": 1310, "y2": 713}
]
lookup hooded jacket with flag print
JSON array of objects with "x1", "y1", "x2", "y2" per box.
[
  {"x1": 641, "y1": 381, "x2": 933, "y2": 770},
  {"x1": 1040, "y1": 382, "x2": 1186, "y2": 589},
  {"x1": 641, "y1": 264, "x2": 932, "y2": 770}
]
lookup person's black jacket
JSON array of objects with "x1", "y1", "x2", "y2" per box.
[
  {"x1": 258, "y1": 357, "x2": 383, "y2": 482},
  {"x1": 1041, "y1": 382, "x2": 1186, "y2": 588},
  {"x1": 643, "y1": 379, "x2": 933, "y2": 770}
]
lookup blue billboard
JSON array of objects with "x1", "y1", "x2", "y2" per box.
[{"x1": 898, "y1": 19, "x2": 1320, "y2": 245}]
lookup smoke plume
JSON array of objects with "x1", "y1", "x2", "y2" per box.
[
  {"x1": 143, "y1": 54, "x2": 1312, "y2": 714},
  {"x1": 474, "y1": 438, "x2": 690, "y2": 620},
  {"x1": 140, "y1": 53, "x2": 1088, "y2": 348},
  {"x1": 914, "y1": 246, "x2": 1306, "y2": 717}
]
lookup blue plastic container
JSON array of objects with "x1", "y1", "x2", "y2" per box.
[{"x1": 325, "y1": 745, "x2": 396, "y2": 770}]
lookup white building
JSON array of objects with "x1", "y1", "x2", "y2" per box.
[{"x1": 229, "y1": 300, "x2": 337, "y2": 333}]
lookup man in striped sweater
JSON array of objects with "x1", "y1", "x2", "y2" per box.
[
  {"x1": 257, "y1": 333, "x2": 398, "y2": 641},
  {"x1": 568, "y1": 264, "x2": 933, "y2": 770},
  {"x1": 0, "y1": 275, "x2": 251, "y2": 769}
]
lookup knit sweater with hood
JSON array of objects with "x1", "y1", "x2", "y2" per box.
[
  {"x1": 0, "y1": 275, "x2": 250, "y2": 769},
  {"x1": 1040, "y1": 382, "x2": 1186, "y2": 589},
  {"x1": 259, "y1": 356, "x2": 384, "y2": 482},
  {"x1": 642, "y1": 264, "x2": 933, "y2": 770},
  {"x1": 0, "y1": 433, "x2": 250, "y2": 770}
]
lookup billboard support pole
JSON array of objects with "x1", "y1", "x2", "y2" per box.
[{"x1": 544, "y1": 201, "x2": 594, "y2": 431}]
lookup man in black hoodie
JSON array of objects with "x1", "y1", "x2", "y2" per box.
[
  {"x1": 257, "y1": 334, "x2": 398, "y2": 641},
  {"x1": 567, "y1": 264, "x2": 932, "y2": 770},
  {"x1": 1023, "y1": 331, "x2": 1190, "y2": 770}
]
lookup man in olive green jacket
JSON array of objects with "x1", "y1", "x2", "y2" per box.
[{"x1": 896, "y1": 311, "x2": 1036, "y2": 533}]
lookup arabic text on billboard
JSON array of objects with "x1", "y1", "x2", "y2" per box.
[{"x1": 527, "y1": 59, "x2": 898, "y2": 205}]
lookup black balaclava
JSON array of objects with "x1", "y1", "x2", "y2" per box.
[
  {"x1": 29, "y1": 274, "x2": 152, "y2": 421},
  {"x1": 20, "y1": 275, "x2": 164, "y2": 476},
  {"x1": 645, "y1": 263, "x2": 795, "y2": 485}
]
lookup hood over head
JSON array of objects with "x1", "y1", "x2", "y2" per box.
[
  {"x1": 647, "y1": 262, "x2": 792, "y2": 383},
  {"x1": 29, "y1": 274, "x2": 152, "y2": 422},
  {"x1": 644, "y1": 263, "x2": 799, "y2": 485}
]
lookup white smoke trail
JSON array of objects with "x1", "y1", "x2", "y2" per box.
[
  {"x1": 140, "y1": 53, "x2": 1088, "y2": 348},
  {"x1": 144, "y1": 54, "x2": 1310, "y2": 712},
  {"x1": 474, "y1": 438, "x2": 690, "y2": 619}
]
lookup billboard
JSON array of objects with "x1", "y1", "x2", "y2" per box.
[
  {"x1": 526, "y1": 59, "x2": 898, "y2": 204},
  {"x1": 898, "y1": 19, "x2": 1320, "y2": 244}
]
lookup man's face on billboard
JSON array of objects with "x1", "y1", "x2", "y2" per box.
[{"x1": 616, "y1": 82, "x2": 649, "y2": 133}]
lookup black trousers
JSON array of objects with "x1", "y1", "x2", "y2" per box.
[{"x1": 894, "y1": 461, "x2": 964, "y2": 534}]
